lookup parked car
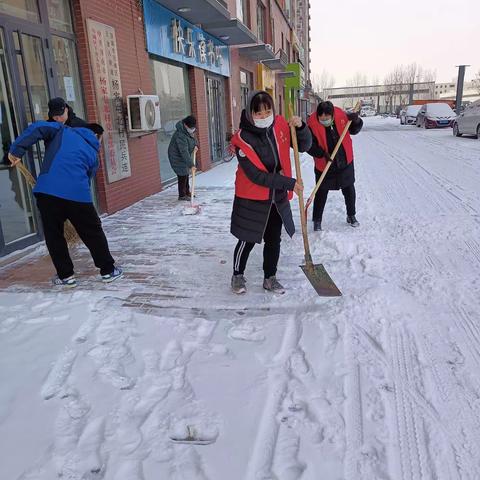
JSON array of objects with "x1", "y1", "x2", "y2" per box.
[
  {"x1": 360, "y1": 106, "x2": 376, "y2": 117},
  {"x1": 400, "y1": 105, "x2": 421, "y2": 125},
  {"x1": 453, "y1": 100, "x2": 480, "y2": 138},
  {"x1": 416, "y1": 103, "x2": 456, "y2": 129}
]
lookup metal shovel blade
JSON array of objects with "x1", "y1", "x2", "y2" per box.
[{"x1": 300, "y1": 263, "x2": 342, "y2": 297}]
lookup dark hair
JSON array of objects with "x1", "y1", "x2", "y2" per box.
[
  {"x1": 317, "y1": 101, "x2": 334, "y2": 117},
  {"x1": 48, "y1": 97, "x2": 67, "y2": 118},
  {"x1": 183, "y1": 115, "x2": 197, "y2": 128},
  {"x1": 251, "y1": 92, "x2": 274, "y2": 113},
  {"x1": 85, "y1": 123, "x2": 104, "y2": 136}
]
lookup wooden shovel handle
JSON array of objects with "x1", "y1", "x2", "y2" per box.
[
  {"x1": 289, "y1": 107, "x2": 313, "y2": 265},
  {"x1": 191, "y1": 150, "x2": 197, "y2": 207}
]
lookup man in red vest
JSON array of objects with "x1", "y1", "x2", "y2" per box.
[{"x1": 307, "y1": 101, "x2": 363, "y2": 231}]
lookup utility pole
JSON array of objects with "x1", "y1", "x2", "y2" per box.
[{"x1": 455, "y1": 65, "x2": 470, "y2": 114}]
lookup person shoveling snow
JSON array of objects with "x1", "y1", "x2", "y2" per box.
[{"x1": 167, "y1": 115, "x2": 198, "y2": 202}]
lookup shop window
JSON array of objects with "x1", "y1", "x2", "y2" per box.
[
  {"x1": 47, "y1": 0, "x2": 74, "y2": 33},
  {"x1": 0, "y1": 0, "x2": 39, "y2": 22},
  {"x1": 52, "y1": 36, "x2": 84, "y2": 118},
  {"x1": 152, "y1": 59, "x2": 191, "y2": 183}
]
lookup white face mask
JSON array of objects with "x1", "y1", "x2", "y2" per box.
[
  {"x1": 253, "y1": 114, "x2": 274, "y2": 129},
  {"x1": 186, "y1": 127, "x2": 196, "y2": 134}
]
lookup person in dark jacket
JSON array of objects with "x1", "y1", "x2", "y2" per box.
[
  {"x1": 8, "y1": 121, "x2": 122, "y2": 288},
  {"x1": 230, "y1": 91, "x2": 312, "y2": 295},
  {"x1": 47, "y1": 97, "x2": 88, "y2": 128},
  {"x1": 307, "y1": 101, "x2": 363, "y2": 231},
  {"x1": 168, "y1": 115, "x2": 198, "y2": 200}
]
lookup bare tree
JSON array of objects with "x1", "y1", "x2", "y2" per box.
[
  {"x1": 312, "y1": 70, "x2": 336, "y2": 98},
  {"x1": 345, "y1": 72, "x2": 368, "y2": 107},
  {"x1": 474, "y1": 70, "x2": 480, "y2": 95}
]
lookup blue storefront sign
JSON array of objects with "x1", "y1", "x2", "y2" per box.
[{"x1": 143, "y1": 0, "x2": 230, "y2": 77}]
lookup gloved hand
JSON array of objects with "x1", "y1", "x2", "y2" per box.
[
  {"x1": 347, "y1": 111, "x2": 359, "y2": 122},
  {"x1": 324, "y1": 152, "x2": 333, "y2": 163}
]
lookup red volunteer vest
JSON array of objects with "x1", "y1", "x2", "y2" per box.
[
  {"x1": 307, "y1": 107, "x2": 354, "y2": 171},
  {"x1": 231, "y1": 115, "x2": 293, "y2": 201}
]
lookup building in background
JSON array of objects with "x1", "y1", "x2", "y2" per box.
[
  {"x1": 323, "y1": 82, "x2": 436, "y2": 114},
  {"x1": 435, "y1": 81, "x2": 479, "y2": 103},
  {"x1": 0, "y1": 0, "x2": 311, "y2": 257}
]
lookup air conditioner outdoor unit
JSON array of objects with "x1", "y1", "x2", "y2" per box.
[{"x1": 127, "y1": 95, "x2": 161, "y2": 132}]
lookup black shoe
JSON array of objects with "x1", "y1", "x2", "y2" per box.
[
  {"x1": 347, "y1": 215, "x2": 360, "y2": 227},
  {"x1": 313, "y1": 221, "x2": 322, "y2": 231},
  {"x1": 178, "y1": 196, "x2": 190, "y2": 201}
]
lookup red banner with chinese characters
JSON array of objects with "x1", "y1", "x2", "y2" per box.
[{"x1": 87, "y1": 20, "x2": 131, "y2": 183}]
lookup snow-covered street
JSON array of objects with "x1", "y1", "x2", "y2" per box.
[{"x1": 1, "y1": 116, "x2": 480, "y2": 480}]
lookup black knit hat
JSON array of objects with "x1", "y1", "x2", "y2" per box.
[
  {"x1": 85, "y1": 123, "x2": 104, "y2": 136},
  {"x1": 48, "y1": 97, "x2": 67, "y2": 118},
  {"x1": 183, "y1": 115, "x2": 197, "y2": 128}
]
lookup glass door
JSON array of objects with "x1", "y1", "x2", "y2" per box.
[
  {"x1": 206, "y1": 74, "x2": 226, "y2": 164},
  {"x1": 0, "y1": 28, "x2": 39, "y2": 251}
]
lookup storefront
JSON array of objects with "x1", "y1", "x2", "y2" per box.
[
  {"x1": 0, "y1": 0, "x2": 84, "y2": 256},
  {"x1": 142, "y1": 0, "x2": 231, "y2": 171}
]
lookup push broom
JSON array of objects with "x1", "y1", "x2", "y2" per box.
[
  {"x1": 182, "y1": 149, "x2": 200, "y2": 216},
  {"x1": 11, "y1": 157, "x2": 80, "y2": 245}
]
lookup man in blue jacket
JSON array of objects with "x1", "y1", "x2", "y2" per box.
[{"x1": 8, "y1": 120, "x2": 123, "y2": 288}]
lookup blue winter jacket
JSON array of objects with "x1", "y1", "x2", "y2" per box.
[{"x1": 9, "y1": 121, "x2": 100, "y2": 203}]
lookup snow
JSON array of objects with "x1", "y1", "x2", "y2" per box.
[
  {"x1": 405, "y1": 105, "x2": 421, "y2": 116},
  {"x1": 425, "y1": 103, "x2": 456, "y2": 116},
  {"x1": 1, "y1": 116, "x2": 480, "y2": 479}
]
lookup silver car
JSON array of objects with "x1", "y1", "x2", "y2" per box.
[
  {"x1": 400, "y1": 105, "x2": 421, "y2": 125},
  {"x1": 453, "y1": 100, "x2": 480, "y2": 138}
]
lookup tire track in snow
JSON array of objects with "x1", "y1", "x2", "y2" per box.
[
  {"x1": 344, "y1": 323, "x2": 364, "y2": 480},
  {"x1": 417, "y1": 326, "x2": 480, "y2": 480},
  {"x1": 389, "y1": 327, "x2": 432, "y2": 480}
]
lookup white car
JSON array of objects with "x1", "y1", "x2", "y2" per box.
[
  {"x1": 400, "y1": 105, "x2": 421, "y2": 125},
  {"x1": 453, "y1": 100, "x2": 480, "y2": 138},
  {"x1": 360, "y1": 107, "x2": 376, "y2": 117}
]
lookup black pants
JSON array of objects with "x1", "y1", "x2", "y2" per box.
[
  {"x1": 35, "y1": 193, "x2": 115, "y2": 279},
  {"x1": 177, "y1": 175, "x2": 190, "y2": 198},
  {"x1": 233, "y1": 206, "x2": 283, "y2": 279},
  {"x1": 312, "y1": 171, "x2": 356, "y2": 222}
]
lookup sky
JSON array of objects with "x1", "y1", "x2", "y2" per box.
[{"x1": 309, "y1": 0, "x2": 479, "y2": 87}]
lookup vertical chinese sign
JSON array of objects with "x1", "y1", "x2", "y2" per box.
[{"x1": 87, "y1": 20, "x2": 131, "y2": 183}]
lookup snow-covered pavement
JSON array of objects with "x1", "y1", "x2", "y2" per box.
[{"x1": 1, "y1": 117, "x2": 480, "y2": 479}]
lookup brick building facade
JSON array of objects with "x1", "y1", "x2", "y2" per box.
[{"x1": 0, "y1": 0, "x2": 312, "y2": 257}]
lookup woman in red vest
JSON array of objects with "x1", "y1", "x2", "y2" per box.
[
  {"x1": 307, "y1": 101, "x2": 363, "y2": 231},
  {"x1": 230, "y1": 91, "x2": 312, "y2": 295}
]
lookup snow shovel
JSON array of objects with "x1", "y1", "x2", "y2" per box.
[
  {"x1": 290, "y1": 117, "x2": 342, "y2": 297},
  {"x1": 305, "y1": 101, "x2": 361, "y2": 219},
  {"x1": 182, "y1": 149, "x2": 200, "y2": 216},
  {"x1": 169, "y1": 425, "x2": 217, "y2": 445}
]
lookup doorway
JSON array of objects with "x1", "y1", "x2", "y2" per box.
[{"x1": 206, "y1": 74, "x2": 226, "y2": 164}]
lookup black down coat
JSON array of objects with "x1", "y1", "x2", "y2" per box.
[
  {"x1": 230, "y1": 111, "x2": 312, "y2": 244},
  {"x1": 307, "y1": 114, "x2": 363, "y2": 190}
]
